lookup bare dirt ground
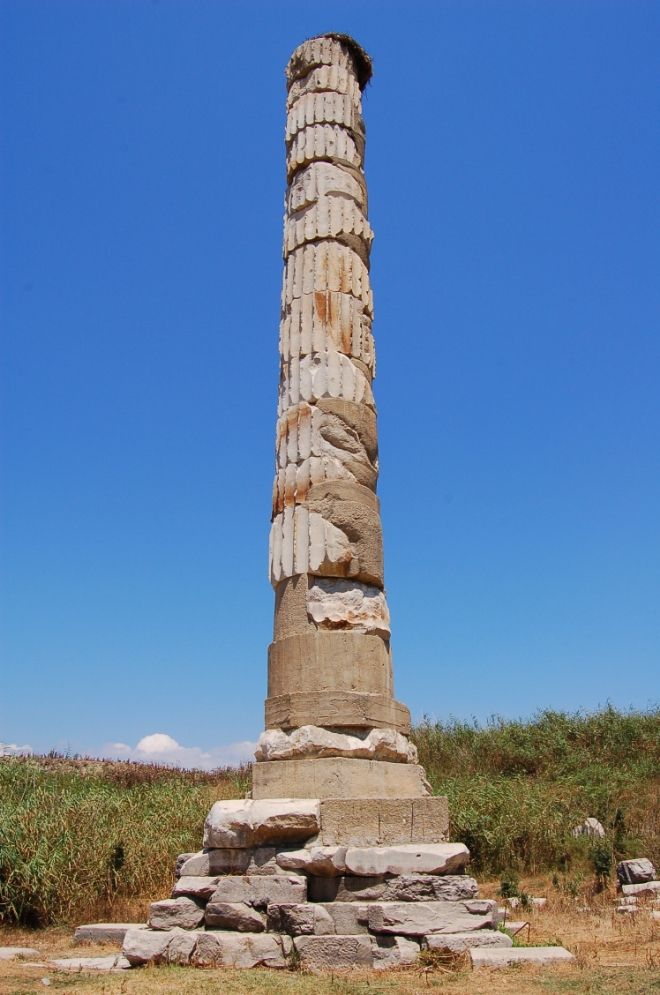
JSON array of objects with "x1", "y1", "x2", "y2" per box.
[{"x1": 1, "y1": 879, "x2": 658, "y2": 995}]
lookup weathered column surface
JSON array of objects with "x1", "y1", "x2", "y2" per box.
[
  {"x1": 252, "y1": 34, "x2": 428, "y2": 801},
  {"x1": 115, "y1": 38, "x2": 504, "y2": 973}
]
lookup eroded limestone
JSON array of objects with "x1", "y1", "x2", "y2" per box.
[{"x1": 203, "y1": 799, "x2": 319, "y2": 848}]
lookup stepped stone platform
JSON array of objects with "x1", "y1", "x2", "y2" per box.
[
  {"x1": 68, "y1": 31, "x2": 570, "y2": 978},
  {"x1": 119, "y1": 797, "x2": 512, "y2": 970}
]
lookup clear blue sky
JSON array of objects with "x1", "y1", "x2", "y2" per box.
[{"x1": 2, "y1": 0, "x2": 658, "y2": 766}]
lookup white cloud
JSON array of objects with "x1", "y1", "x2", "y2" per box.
[
  {"x1": 136, "y1": 733, "x2": 180, "y2": 755},
  {"x1": 0, "y1": 742, "x2": 33, "y2": 756},
  {"x1": 101, "y1": 733, "x2": 256, "y2": 770}
]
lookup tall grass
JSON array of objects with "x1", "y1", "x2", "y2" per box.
[
  {"x1": 0, "y1": 708, "x2": 657, "y2": 926},
  {"x1": 412, "y1": 706, "x2": 659, "y2": 875},
  {"x1": 0, "y1": 759, "x2": 248, "y2": 926}
]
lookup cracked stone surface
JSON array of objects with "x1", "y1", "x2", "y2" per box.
[
  {"x1": 255, "y1": 726, "x2": 416, "y2": 764},
  {"x1": 253, "y1": 31, "x2": 426, "y2": 796}
]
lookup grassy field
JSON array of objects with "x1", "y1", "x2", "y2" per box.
[
  {"x1": 414, "y1": 706, "x2": 659, "y2": 876},
  {"x1": 0, "y1": 707, "x2": 658, "y2": 929}
]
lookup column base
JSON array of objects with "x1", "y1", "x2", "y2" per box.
[{"x1": 251, "y1": 757, "x2": 429, "y2": 801}]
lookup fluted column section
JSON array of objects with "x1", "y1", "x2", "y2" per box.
[{"x1": 253, "y1": 35, "x2": 427, "y2": 799}]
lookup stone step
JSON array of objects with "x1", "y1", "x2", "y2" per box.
[
  {"x1": 307, "y1": 873, "x2": 479, "y2": 903},
  {"x1": 0, "y1": 947, "x2": 40, "y2": 961},
  {"x1": 74, "y1": 923, "x2": 147, "y2": 945},
  {"x1": 279, "y1": 841, "x2": 469, "y2": 878},
  {"x1": 425, "y1": 931, "x2": 513, "y2": 952},
  {"x1": 470, "y1": 946, "x2": 575, "y2": 968},
  {"x1": 49, "y1": 955, "x2": 131, "y2": 972},
  {"x1": 621, "y1": 881, "x2": 660, "y2": 897}
]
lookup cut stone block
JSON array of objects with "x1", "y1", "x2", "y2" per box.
[
  {"x1": 322, "y1": 902, "x2": 370, "y2": 935},
  {"x1": 617, "y1": 858, "x2": 656, "y2": 885},
  {"x1": 276, "y1": 845, "x2": 348, "y2": 876},
  {"x1": 175, "y1": 852, "x2": 196, "y2": 876},
  {"x1": 385, "y1": 875, "x2": 480, "y2": 903},
  {"x1": 0, "y1": 947, "x2": 40, "y2": 961},
  {"x1": 307, "y1": 873, "x2": 479, "y2": 904},
  {"x1": 373, "y1": 935, "x2": 420, "y2": 969},
  {"x1": 267, "y1": 902, "x2": 335, "y2": 936},
  {"x1": 316, "y1": 796, "x2": 448, "y2": 846},
  {"x1": 172, "y1": 876, "x2": 221, "y2": 900},
  {"x1": 293, "y1": 934, "x2": 373, "y2": 969},
  {"x1": 270, "y1": 902, "x2": 371, "y2": 936},
  {"x1": 252, "y1": 758, "x2": 427, "y2": 801},
  {"x1": 192, "y1": 932, "x2": 292, "y2": 969},
  {"x1": 621, "y1": 881, "x2": 660, "y2": 897},
  {"x1": 203, "y1": 798, "x2": 319, "y2": 848},
  {"x1": 269, "y1": 633, "x2": 392, "y2": 694},
  {"x1": 344, "y1": 842, "x2": 469, "y2": 877},
  {"x1": 412, "y1": 797, "x2": 451, "y2": 843},
  {"x1": 470, "y1": 946, "x2": 575, "y2": 968},
  {"x1": 207, "y1": 873, "x2": 307, "y2": 909},
  {"x1": 367, "y1": 900, "x2": 495, "y2": 936},
  {"x1": 204, "y1": 901, "x2": 266, "y2": 932},
  {"x1": 166, "y1": 929, "x2": 199, "y2": 965},
  {"x1": 148, "y1": 896, "x2": 204, "y2": 930},
  {"x1": 255, "y1": 726, "x2": 414, "y2": 764},
  {"x1": 308, "y1": 874, "x2": 387, "y2": 902},
  {"x1": 264, "y1": 692, "x2": 410, "y2": 735},
  {"x1": 49, "y1": 955, "x2": 131, "y2": 972},
  {"x1": 74, "y1": 923, "x2": 147, "y2": 945},
  {"x1": 464, "y1": 900, "x2": 498, "y2": 916},
  {"x1": 178, "y1": 847, "x2": 283, "y2": 877},
  {"x1": 425, "y1": 931, "x2": 513, "y2": 952},
  {"x1": 122, "y1": 928, "x2": 178, "y2": 966}
]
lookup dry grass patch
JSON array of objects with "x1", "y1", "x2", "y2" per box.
[{"x1": 1, "y1": 891, "x2": 659, "y2": 995}]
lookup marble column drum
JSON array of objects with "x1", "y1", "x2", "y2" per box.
[{"x1": 253, "y1": 34, "x2": 428, "y2": 802}]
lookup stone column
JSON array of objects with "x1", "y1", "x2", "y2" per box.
[{"x1": 252, "y1": 35, "x2": 428, "y2": 800}]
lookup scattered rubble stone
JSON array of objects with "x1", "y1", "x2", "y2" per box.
[
  {"x1": 617, "y1": 858, "x2": 656, "y2": 885},
  {"x1": 571, "y1": 818, "x2": 605, "y2": 838}
]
